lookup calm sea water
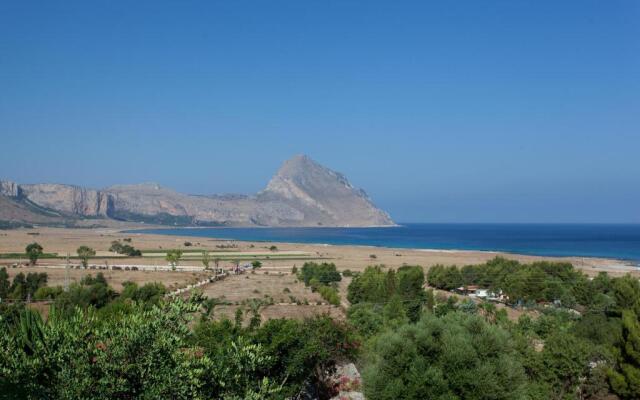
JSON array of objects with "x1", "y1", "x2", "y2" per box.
[{"x1": 132, "y1": 224, "x2": 640, "y2": 263}]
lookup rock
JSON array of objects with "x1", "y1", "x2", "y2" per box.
[
  {"x1": 1, "y1": 155, "x2": 394, "y2": 227},
  {"x1": 19, "y1": 183, "x2": 112, "y2": 217},
  {"x1": 328, "y1": 363, "x2": 365, "y2": 400},
  {"x1": 0, "y1": 180, "x2": 19, "y2": 197},
  {"x1": 258, "y1": 155, "x2": 394, "y2": 227}
]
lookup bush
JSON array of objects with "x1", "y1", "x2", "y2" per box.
[
  {"x1": 0, "y1": 298, "x2": 286, "y2": 399},
  {"x1": 318, "y1": 286, "x2": 340, "y2": 306},
  {"x1": 109, "y1": 240, "x2": 142, "y2": 257},
  {"x1": 33, "y1": 286, "x2": 63, "y2": 301},
  {"x1": 348, "y1": 265, "x2": 426, "y2": 322},
  {"x1": 299, "y1": 262, "x2": 341, "y2": 287},
  {"x1": 362, "y1": 312, "x2": 528, "y2": 400}
]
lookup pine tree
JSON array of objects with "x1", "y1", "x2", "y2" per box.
[{"x1": 609, "y1": 310, "x2": 640, "y2": 398}]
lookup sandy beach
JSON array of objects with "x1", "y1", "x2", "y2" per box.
[{"x1": 0, "y1": 226, "x2": 636, "y2": 276}]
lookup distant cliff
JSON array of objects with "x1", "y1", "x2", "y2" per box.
[{"x1": 0, "y1": 155, "x2": 394, "y2": 227}]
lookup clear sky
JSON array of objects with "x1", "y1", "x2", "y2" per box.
[{"x1": 1, "y1": 1, "x2": 638, "y2": 223}]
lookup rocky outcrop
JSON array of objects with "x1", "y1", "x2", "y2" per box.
[
  {"x1": 328, "y1": 363, "x2": 364, "y2": 400},
  {"x1": 19, "y1": 184, "x2": 112, "y2": 217},
  {"x1": 1, "y1": 155, "x2": 394, "y2": 227},
  {"x1": 0, "y1": 180, "x2": 20, "y2": 197}
]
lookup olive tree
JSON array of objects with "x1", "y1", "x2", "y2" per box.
[
  {"x1": 166, "y1": 249, "x2": 183, "y2": 271},
  {"x1": 76, "y1": 246, "x2": 96, "y2": 268},
  {"x1": 25, "y1": 243, "x2": 43, "y2": 266},
  {"x1": 201, "y1": 250, "x2": 211, "y2": 270}
]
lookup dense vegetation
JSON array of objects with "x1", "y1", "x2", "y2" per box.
[
  {"x1": 109, "y1": 240, "x2": 143, "y2": 257},
  {"x1": 298, "y1": 262, "x2": 342, "y2": 306},
  {"x1": 348, "y1": 265, "x2": 426, "y2": 323},
  {"x1": 2, "y1": 257, "x2": 639, "y2": 399},
  {"x1": 427, "y1": 257, "x2": 589, "y2": 307},
  {"x1": 351, "y1": 259, "x2": 640, "y2": 399},
  {"x1": 0, "y1": 268, "x2": 48, "y2": 301},
  {"x1": 0, "y1": 276, "x2": 356, "y2": 399}
]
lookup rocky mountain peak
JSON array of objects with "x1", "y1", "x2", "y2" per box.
[{"x1": 260, "y1": 155, "x2": 394, "y2": 226}]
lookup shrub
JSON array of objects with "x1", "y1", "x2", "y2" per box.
[
  {"x1": 33, "y1": 286, "x2": 63, "y2": 301},
  {"x1": 299, "y1": 262, "x2": 341, "y2": 287},
  {"x1": 318, "y1": 286, "x2": 340, "y2": 306}
]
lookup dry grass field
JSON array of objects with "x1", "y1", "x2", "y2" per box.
[
  {"x1": 5, "y1": 265, "x2": 210, "y2": 291},
  {"x1": 197, "y1": 270, "x2": 346, "y2": 322},
  {"x1": 200, "y1": 271, "x2": 320, "y2": 304},
  {"x1": 1, "y1": 226, "x2": 637, "y2": 323}
]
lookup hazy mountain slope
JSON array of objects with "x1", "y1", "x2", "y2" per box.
[
  {"x1": 19, "y1": 183, "x2": 112, "y2": 217},
  {"x1": 257, "y1": 155, "x2": 393, "y2": 226},
  {"x1": 0, "y1": 190, "x2": 68, "y2": 227},
  {"x1": 0, "y1": 155, "x2": 394, "y2": 227}
]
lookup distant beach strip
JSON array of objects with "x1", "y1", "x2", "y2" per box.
[{"x1": 130, "y1": 223, "x2": 640, "y2": 265}]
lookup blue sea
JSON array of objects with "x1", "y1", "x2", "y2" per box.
[{"x1": 131, "y1": 224, "x2": 640, "y2": 264}]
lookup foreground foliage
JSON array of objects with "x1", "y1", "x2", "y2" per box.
[
  {"x1": 364, "y1": 312, "x2": 528, "y2": 400},
  {"x1": 0, "y1": 292, "x2": 357, "y2": 399}
]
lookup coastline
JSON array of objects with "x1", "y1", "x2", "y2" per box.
[
  {"x1": 0, "y1": 226, "x2": 636, "y2": 277},
  {"x1": 126, "y1": 225, "x2": 640, "y2": 268}
]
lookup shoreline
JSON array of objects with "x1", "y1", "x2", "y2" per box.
[
  {"x1": 0, "y1": 226, "x2": 637, "y2": 276},
  {"x1": 124, "y1": 227, "x2": 640, "y2": 268}
]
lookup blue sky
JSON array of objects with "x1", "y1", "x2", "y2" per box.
[{"x1": 1, "y1": 1, "x2": 638, "y2": 223}]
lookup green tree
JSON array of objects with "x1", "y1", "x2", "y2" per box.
[
  {"x1": 108, "y1": 240, "x2": 123, "y2": 253},
  {"x1": 609, "y1": 310, "x2": 640, "y2": 398},
  {"x1": 299, "y1": 262, "x2": 341, "y2": 286},
  {"x1": 76, "y1": 246, "x2": 96, "y2": 268},
  {"x1": 25, "y1": 243, "x2": 43, "y2": 266},
  {"x1": 363, "y1": 312, "x2": 528, "y2": 400},
  {"x1": 8, "y1": 279, "x2": 23, "y2": 301},
  {"x1": 202, "y1": 250, "x2": 211, "y2": 270},
  {"x1": 397, "y1": 265, "x2": 426, "y2": 322},
  {"x1": 251, "y1": 260, "x2": 262, "y2": 270},
  {"x1": 165, "y1": 249, "x2": 183, "y2": 271},
  {"x1": 347, "y1": 303, "x2": 384, "y2": 337},
  {"x1": 24, "y1": 272, "x2": 47, "y2": 299},
  {"x1": 382, "y1": 295, "x2": 408, "y2": 328},
  {"x1": 121, "y1": 281, "x2": 167, "y2": 305},
  {"x1": 347, "y1": 265, "x2": 387, "y2": 304},
  {"x1": 538, "y1": 332, "x2": 591, "y2": 398},
  {"x1": 0, "y1": 297, "x2": 282, "y2": 399},
  {"x1": 613, "y1": 275, "x2": 640, "y2": 315},
  {"x1": 0, "y1": 268, "x2": 10, "y2": 299}
]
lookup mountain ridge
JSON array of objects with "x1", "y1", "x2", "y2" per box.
[{"x1": 0, "y1": 155, "x2": 394, "y2": 227}]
